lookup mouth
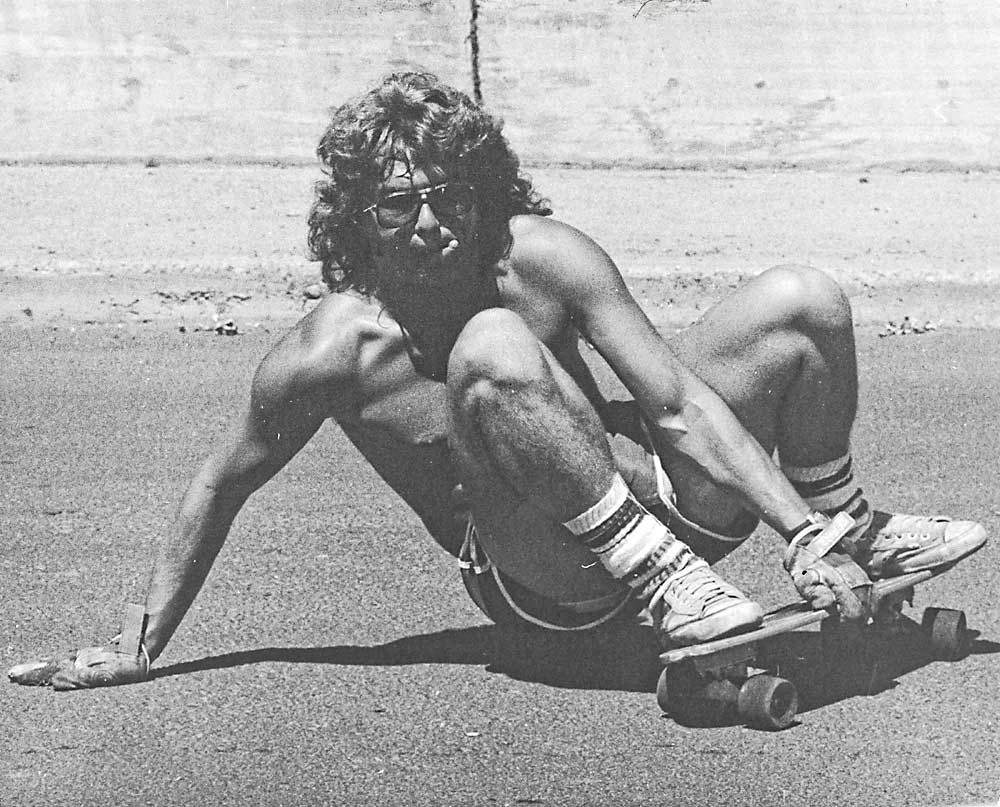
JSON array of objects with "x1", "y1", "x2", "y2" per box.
[{"x1": 407, "y1": 238, "x2": 461, "y2": 265}]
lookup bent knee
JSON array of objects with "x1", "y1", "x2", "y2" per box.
[
  {"x1": 758, "y1": 264, "x2": 853, "y2": 334},
  {"x1": 448, "y1": 308, "x2": 546, "y2": 389}
]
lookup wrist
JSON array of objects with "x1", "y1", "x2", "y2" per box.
[{"x1": 780, "y1": 511, "x2": 828, "y2": 543}]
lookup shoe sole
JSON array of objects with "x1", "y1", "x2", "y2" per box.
[{"x1": 663, "y1": 601, "x2": 765, "y2": 647}]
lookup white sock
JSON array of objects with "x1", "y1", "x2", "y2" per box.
[{"x1": 562, "y1": 473, "x2": 691, "y2": 596}]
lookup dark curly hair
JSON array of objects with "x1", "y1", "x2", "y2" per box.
[{"x1": 307, "y1": 72, "x2": 551, "y2": 294}]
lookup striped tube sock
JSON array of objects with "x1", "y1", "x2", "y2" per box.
[
  {"x1": 781, "y1": 451, "x2": 873, "y2": 546},
  {"x1": 562, "y1": 473, "x2": 693, "y2": 598}
]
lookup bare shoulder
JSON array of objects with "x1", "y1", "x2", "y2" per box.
[
  {"x1": 508, "y1": 214, "x2": 607, "y2": 261},
  {"x1": 505, "y1": 214, "x2": 625, "y2": 305},
  {"x1": 507, "y1": 215, "x2": 617, "y2": 281},
  {"x1": 253, "y1": 290, "x2": 383, "y2": 412}
]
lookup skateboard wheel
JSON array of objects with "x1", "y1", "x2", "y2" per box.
[
  {"x1": 657, "y1": 665, "x2": 737, "y2": 726},
  {"x1": 922, "y1": 607, "x2": 969, "y2": 660},
  {"x1": 737, "y1": 675, "x2": 798, "y2": 731}
]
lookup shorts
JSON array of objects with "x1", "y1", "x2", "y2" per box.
[
  {"x1": 459, "y1": 521, "x2": 638, "y2": 630},
  {"x1": 458, "y1": 425, "x2": 758, "y2": 632}
]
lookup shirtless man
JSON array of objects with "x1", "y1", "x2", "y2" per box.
[{"x1": 9, "y1": 72, "x2": 986, "y2": 689}]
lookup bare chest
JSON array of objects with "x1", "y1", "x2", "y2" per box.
[{"x1": 341, "y1": 292, "x2": 574, "y2": 447}]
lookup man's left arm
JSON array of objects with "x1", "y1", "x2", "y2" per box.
[{"x1": 534, "y1": 219, "x2": 811, "y2": 535}]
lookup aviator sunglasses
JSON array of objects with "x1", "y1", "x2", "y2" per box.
[{"x1": 361, "y1": 180, "x2": 476, "y2": 228}]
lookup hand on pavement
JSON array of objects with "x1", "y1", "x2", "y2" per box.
[{"x1": 8, "y1": 642, "x2": 149, "y2": 691}]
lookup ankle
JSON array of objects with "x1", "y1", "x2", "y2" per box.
[{"x1": 562, "y1": 473, "x2": 691, "y2": 596}]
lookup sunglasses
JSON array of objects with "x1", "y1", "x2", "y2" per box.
[{"x1": 361, "y1": 180, "x2": 476, "y2": 228}]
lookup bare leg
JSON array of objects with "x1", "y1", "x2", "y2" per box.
[
  {"x1": 446, "y1": 307, "x2": 624, "y2": 603},
  {"x1": 447, "y1": 309, "x2": 616, "y2": 520},
  {"x1": 676, "y1": 264, "x2": 857, "y2": 462},
  {"x1": 446, "y1": 308, "x2": 764, "y2": 643},
  {"x1": 448, "y1": 310, "x2": 763, "y2": 644},
  {"x1": 661, "y1": 264, "x2": 859, "y2": 529},
  {"x1": 665, "y1": 264, "x2": 986, "y2": 576}
]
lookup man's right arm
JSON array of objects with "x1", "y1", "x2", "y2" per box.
[
  {"x1": 143, "y1": 325, "x2": 347, "y2": 661},
  {"x1": 9, "y1": 313, "x2": 355, "y2": 688}
]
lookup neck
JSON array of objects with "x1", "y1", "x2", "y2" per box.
[
  {"x1": 380, "y1": 274, "x2": 498, "y2": 343},
  {"x1": 378, "y1": 274, "x2": 499, "y2": 381}
]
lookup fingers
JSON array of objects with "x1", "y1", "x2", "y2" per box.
[
  {"x1": 9, "y1": 646, "x2": 148, "y2": 691},
  {"x1": 50, "y1": 647, "x2": 116, "y2": 690},
  {"x1": 795, "y1": 567, "x2": 865, "y2": 621},
  {"x1": 50, "y1": 668, "x2": 98, "y2": 691},
  {"x1": 8, "y1": 652, "x2": 80, "y2": 686},
  {"x1": 52, "y1": 653, "x2": 148, "y2": 690},
  {"x1": 8, "y1": 657, "x2": 70, "y2": 687},
  {"x1": 828, "y1": 580, "x2": 864, "y2": 622},
  {"x1": 796, "y1": 570, "x2": 836, "y2": 610}
]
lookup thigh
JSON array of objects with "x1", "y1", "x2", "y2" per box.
[
  {"x1": 669, "y1": 287, "x2": 799, "y2": 451},
  {"x1": 453, "y1": 333, "x2": 625, "y2": 605},
  {"x1": 667, "y1": 264, "x2": 849, "y2": 448}
]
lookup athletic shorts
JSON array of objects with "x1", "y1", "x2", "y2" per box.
[{"x1": 458, "y1": 426, "x2": 759, "y2": 632}]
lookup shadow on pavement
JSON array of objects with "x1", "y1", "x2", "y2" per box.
[
  {"x1": 151, "y1": 621, "x2": 999, "y2": 711},
  {"x1": 779, "y1": 628, "x2": 1000, "y2": 715},
  {"x1": 152, "y1": 621, "x2": 663, "y2": 693}
]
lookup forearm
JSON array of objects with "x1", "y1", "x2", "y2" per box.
[
  {"x1": 646, "y1": 384, "x2": 810, "y2": 533},
  {"x1": 139, "y1": 349, "x2": 330, "y2": 661},
  {"x1": 142, "y1": 474, "x2": 250, "y2": 661}
]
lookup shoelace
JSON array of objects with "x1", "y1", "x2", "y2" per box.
[
  {"x1": 648, "y1": 558, "x2": 731, "y2": 614},
  {"x1": 670, "y1": 563, "x2": 733, "y2": 607},
  {"x1": 875, "y1": 514, "x2": 948, "y2": 541}
]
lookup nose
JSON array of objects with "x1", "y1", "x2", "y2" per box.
[{"x1": 414, "y1": 198, "x2": 441, "y2": 239}]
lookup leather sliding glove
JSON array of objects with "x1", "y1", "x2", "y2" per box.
[
  {"x1": 8, "y1": 641, "x2": 150, "y2": 690},
  {"x1": 8, "y1": 605, "x2": 150, "y2": 691},
  {"x1": 784, "y1": 511, "x2": 872, "y2": 622}
]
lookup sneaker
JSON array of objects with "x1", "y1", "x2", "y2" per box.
[
  {"x1": 848, "y1": 511, "x2": 987, "y2": 578},
  {"x1": 648, "y1": 554, "x2": 764, "y2": 648}
]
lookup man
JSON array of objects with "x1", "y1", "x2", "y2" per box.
[{"x1": 9, "y1": 72, "x2": 986, "y2": 690}]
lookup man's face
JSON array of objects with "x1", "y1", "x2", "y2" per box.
[{"x1": 363, "y1": 160, "x2": 481, "y2": 292}]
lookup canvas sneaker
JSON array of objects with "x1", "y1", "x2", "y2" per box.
[
  {"x1": 847, "y1": 511, "x2": 987, "y2": 578},
  {"x1": 648, "y1": 552, "x2": 763, "y2": 648}
]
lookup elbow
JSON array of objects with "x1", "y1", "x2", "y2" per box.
[
  {"x1": 651, "y1": 405, "x2": 689, "y2": 437},
  {"x1": 644, "y1": 383, "x2": 691, "y2": 437}
]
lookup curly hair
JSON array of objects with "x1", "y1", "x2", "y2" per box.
[{"x1": 307, "y1": 72, "x2": 551, "y2": 295}]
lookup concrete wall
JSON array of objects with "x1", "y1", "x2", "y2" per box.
[{"x1": 2, "y1": 0, "x2": 998, "y2": 169}]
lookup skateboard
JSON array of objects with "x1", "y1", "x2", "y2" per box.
[{"x1": 656, "y1": 558, "x2": 979, "y2": 731}]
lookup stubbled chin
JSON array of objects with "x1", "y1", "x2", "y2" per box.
[
  {"x1": 379, "y1": 240, "x2": 476, "y2": 287},
  {"x1": 387, "y1": 259, "x2": 463, "y2": 289}
]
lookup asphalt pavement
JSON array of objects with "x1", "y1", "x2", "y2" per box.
[{"x1": 2, "y1": 322, "x2": 998, "y2": 807}]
